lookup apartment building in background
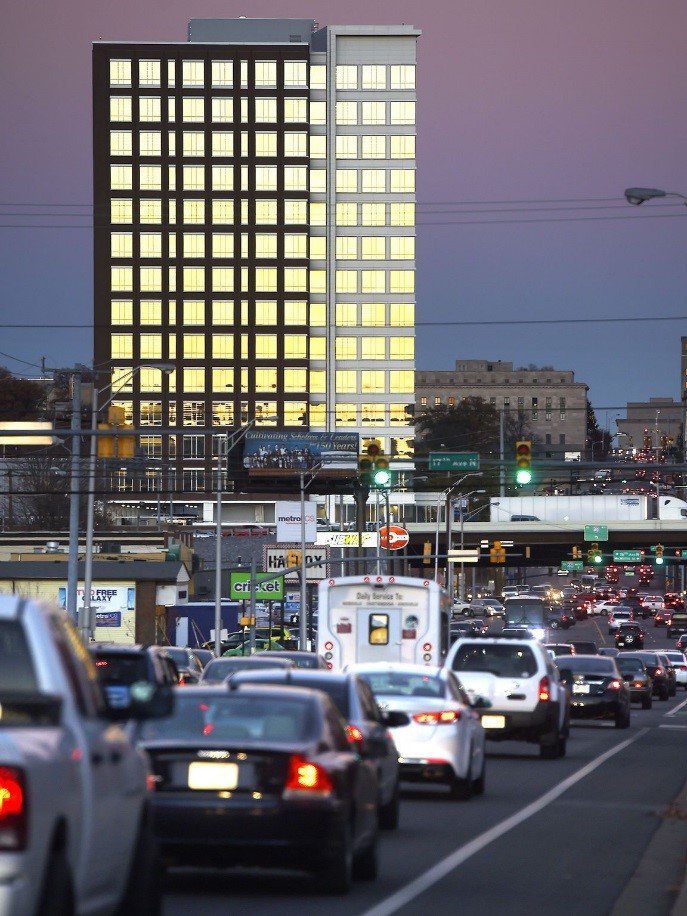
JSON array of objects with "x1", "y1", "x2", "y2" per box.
[
  {"x1": 415, "y1": 360, "x2": 588, "y2": 459},
  {"x1": 92, "y1": 18, "x2": 419, "y2": 522}
]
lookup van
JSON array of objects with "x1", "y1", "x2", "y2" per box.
[{"x1": 503, "y1": 596, "x2": 548, "y2": 638}]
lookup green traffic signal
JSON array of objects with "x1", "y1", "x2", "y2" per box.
[{"x1": 515, "y1": 440, "x2": 533, "y2": 485}]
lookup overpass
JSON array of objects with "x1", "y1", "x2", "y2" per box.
[{"x1": 402, "y1": 519, "x2": 687, "y2": 569}]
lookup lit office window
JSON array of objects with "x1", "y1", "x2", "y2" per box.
[
  {"x1": 211, "y1": 98, "x2": 234, "y2": 122},
  {"x1": 361, "y1": 102, "x2": 385, "y2": 125},
  {"x1": 362, "y1": 65, "x2": 386, "y2": 90},
  {"x1": 110, "y1": 166, "x2": 132, "y2": 190},
  {"x1": 109, "y1": 60, "x2": 131, "y2": 87},
  {"x1": 139, "y1": 60, "x2": 161, "y2": 87},
  {"x1": 284, "y1": 61, "x2": 307, "y2": 87},
  {"x1": 390, "y1": 65, "x2": 415, "y2": 89},
  {"x1": 211, "y1": 60, "x2": 233, "y2": 87},
  {"x1": 336, "y1": 66, "x2": 357, "y2": 89},
  {"x1": 111, "y1": 233, "x2": 133, "y2": 258},
  {"x1": 110, "y1": 97, "x2": 132, "y2": 122},
  {"x1": 285, "y1": 98, "x2": 307, "y2": 122},
  {"x1": 390, "y1": 101, "x2": 415, "y2": 125},
  {"x1": 182, "y1": 98, "x2": 204, "y2": 122},
  {"x1": 335, "y1": 101, "x2": 357, "y2": 125},
  {"x1": 110, "y1": 131, "x2": 132, "y2": 156},
  {"x1": 111, "y1": 300, "x2": 133, "y2": 324},
  {"x1": 255, "y1": 61, "x2": 277, "y2": 87},
  {"x1": 361, "y1": 303, "x2": 386, "y2": 327},
  {"x1": 182, "y1": 60, "x2": 204, "y2": 87}
]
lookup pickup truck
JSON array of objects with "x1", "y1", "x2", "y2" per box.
[{"x1": 0, "y1": 595, "x2": 173, "y2": 915}]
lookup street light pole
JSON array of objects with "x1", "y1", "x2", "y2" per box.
[
  {"x1": 434, "y1": 472, "x2": 483, "y2": 589},
  {"x1": 214, "y1": 415, "x2": 278, "y2": 657},
  {"x1": 80, "y1": 363, "x2": 174, "y2": 643}
]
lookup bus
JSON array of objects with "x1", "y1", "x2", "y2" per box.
[{"x1": 317, "y1": 575, "x2": 451, "y2": 670}]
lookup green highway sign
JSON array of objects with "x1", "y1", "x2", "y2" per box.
[
  {"x1": 584, "y1": 525, "x2": 609, "y2": 542},
  {"x1": 429, "y1": 452, "x2": 480, "y2": 472},
  {"x1": 613, "y1": 550, "x2": 643, "y2": 563},
  {"x1": 561, "y1": 560, "x2": 584, "y2": 571}
]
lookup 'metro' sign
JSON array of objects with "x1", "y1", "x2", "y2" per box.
[{"x1": 229, "y1": 571, "x2": 284, "y2": 601}]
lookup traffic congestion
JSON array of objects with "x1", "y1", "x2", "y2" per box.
[{"x1": 4, "y1": 581, "x2": 687, "y2": 915}]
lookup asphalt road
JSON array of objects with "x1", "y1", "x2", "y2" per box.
[{"x1": 162, "y1": 616, "x2": 687, "y2": 916}]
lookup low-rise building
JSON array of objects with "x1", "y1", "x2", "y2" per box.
[{"x1": 415, "y1": 359, "x2": 588, "y2": 459}]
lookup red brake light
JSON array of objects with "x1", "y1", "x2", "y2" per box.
[
  {"x1": 283, "y1": 755, "x2": 333, "y2": 797},
  {"x1": 0, "y1": 767, "x2": 27, "y2": 850},
  {"x1": 412, "y1": 710, "x2": 461, "y2": 725},
  {"x1": 346, "y1": 724, "x2": 365, "y2": 747},
  {"x1": 607, "y1": 679, "x2": 623, "y2": 691},
  {"x1": 538, "y1": 676, "x2": 551, "y2": 702},
  {"x1": 655, "y1": 667, "x2": 664, "y2": 676}
]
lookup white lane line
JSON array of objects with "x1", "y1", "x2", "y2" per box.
[
  {"x1": 665, "y1": 696, "x2": 687, "y2": 717},
  {"x1": 360, "y1": 729, "x2": 649, "y2": 916}
]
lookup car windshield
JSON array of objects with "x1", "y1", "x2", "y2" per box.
[
  {"x1": 355, "y1": 671, "x2": 446, "y2": 698},
  {"x1": 451, "y1": 644, "x2": 538, "y2": 678},
  {"x1": 139, "y1": 693, "x2": 315, "y2": 742}
]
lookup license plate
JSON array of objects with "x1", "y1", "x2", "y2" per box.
[
  {"x1": 573, "y1": 684, "x2": 590, "y2": 695},
  {"x1": 481, "y1": 714, "x2": 506, "y2": 729},
  {"x1": 187, "y1": 761, "x2": 239, "y2": 790}
]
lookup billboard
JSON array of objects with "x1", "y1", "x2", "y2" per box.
[
  {"x1": 275, "y1": 500, "x2": 317, "y2": 544},
  {"x1": 243, "y1": 431, "x2": 358, "y2": 477}
]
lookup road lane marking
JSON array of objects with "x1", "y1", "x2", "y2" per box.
[
  {"x1": 665, "y1": 696, "x2": 687, "y2": 717},
  {"x1": 361, "y1": 729, "x2": 649, "y2": 916}
]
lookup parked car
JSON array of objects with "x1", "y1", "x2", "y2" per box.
[
  {"x1": 614, "y1": 623, "x2": 645, "y2": 650},
  {"x1": 445, "y1": 634, "x2": 570, "y2": 759},
  {"x1": 614, "y1": 655, "x2": 652, "y2": 709},
  {"x1": 137, "y1": 684, "x2": 379, "y2": 893},
  {"x1": 556, "y1": 655, "x2": 631, "y2": 728},
  {"x1": 227, "y1": 669, "x2": 401, "y2": 830},
  {"x1": 349, "y1": 662, "x2": 487, "y2": 799},
  {"x1": 619, "y1": 652, "x2": 670, "y2": 700}
]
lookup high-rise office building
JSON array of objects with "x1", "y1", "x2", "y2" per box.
[{"x1": 92, "y1": 19, "x2": 419, "y2": 516}]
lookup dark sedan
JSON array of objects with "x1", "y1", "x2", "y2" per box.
[
  {"x1": 618, "y1": 652, "x2": 670, "y2": 700},
  {"x1": 556, "y1": 655, "x2": 631, "y2": 728},
  {"x1": 615, "y1": 655, "x2": 652, "y2": 709},
  {"x1": 137, "y1": 684, "x2": 379, "y2": 894},
  {"x1": 227, "y1": 669, "x2": 401, "y2": 830}
]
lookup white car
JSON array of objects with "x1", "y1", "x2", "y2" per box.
[
  {"x1": 663, "y1": 651, "x2": 687, "y2": 689},
  {"x1": 641, "y1": 595, "x2": 665, "y2": 612},
  {"x1": 608, "y1": 609, "x2": 635, "y2": 634},
  {"x1": 348, "y1": 662, "x2": 487, "y2": 799},
  {"x1": 592, "y1": 600, "x2": 621, "y2": 617},
  {"x1": 444, "y1": 635, "x2": 570, "y2": 759}
]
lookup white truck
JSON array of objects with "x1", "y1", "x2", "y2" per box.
[
  {"x1": 0, "y1": 595, "x2": 173, "y2": 915},
  {"x1": 489, "y1": 494, "x2": 687, "y2": 523}
]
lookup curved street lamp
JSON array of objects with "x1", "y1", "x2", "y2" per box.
[{"x1": 624, "y1": 187, "x2": 687, "y2": 206}]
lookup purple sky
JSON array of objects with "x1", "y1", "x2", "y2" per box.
[{"x1": 2, "y1": 0, "x2": 687, "y2": 428}]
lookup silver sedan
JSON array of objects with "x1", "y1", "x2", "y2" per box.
[{"x1": 348, "y1": 662, "x2": 487, "y2": 800}]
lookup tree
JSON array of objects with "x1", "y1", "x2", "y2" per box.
[
  {"x1": 415, "y1": 397, "x2": 538, "y2": 456},
  {"x1": 0, "y1": 367, "x2": 45, "y2": 420},
  {"x1": 586, "y1": 400, "x2": 608, "y2": 459}
]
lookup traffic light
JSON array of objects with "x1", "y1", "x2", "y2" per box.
[
  {"x1": 515, "y1": 440, "x2": 533, "y2": 485},
  {"x1": 572, "y1": 546, "x2": 582, "y2": 560},
  {"x1": 587, "y1": 542, "x2": 602, "y2": 564},
  {"x1": 358, "y1": 451, "x2": 373, "y2": 486},
  {"x1": 655, "y1": 544, "x2": 664, "y2": 565},
  {"x1": 490, "y1": 540, "x2": 506, "y2": 564},
  {"x1": 366, "y1": 442, "x2": 391, "y2": 489}
]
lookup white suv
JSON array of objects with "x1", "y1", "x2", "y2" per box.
[
  {"x1": 444, "y1": 635, "x2": 570, "y2": 759},
  {"x1": 608, "y1": 608, "x2": 634, "y2": 634}
]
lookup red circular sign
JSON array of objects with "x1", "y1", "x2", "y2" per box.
[{"x1": 379, "y1": 525, "x2": 409, "y2": 550}]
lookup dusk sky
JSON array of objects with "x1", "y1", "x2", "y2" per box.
[{"x1": 2, "y1": 0, "x2": 687, "y2": 431}]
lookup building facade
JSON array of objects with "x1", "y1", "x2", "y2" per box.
[
  {"x1": 92, "y1": 19, "x2": 419, "y2": 519},
  {"x1": 415, "y1": 359, "x2": 588, "y2": 459}
]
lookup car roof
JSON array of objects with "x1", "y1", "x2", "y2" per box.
[{"x1": 227, "y1": 669, "x2": 353, "y2": 687}]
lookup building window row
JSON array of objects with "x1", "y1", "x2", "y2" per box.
[
  {"x1": 335, "y1": 135, "x2": 415, "y2": 159},
  {"x1": 335, "y1": 100, "x2": 415, "y2": 125},
  {"x1": 110, "y1": 59, "x2": 309, "y2": 90},
  {"x1": 110, "y1": 96, "x2": 323, "y2": 125}
]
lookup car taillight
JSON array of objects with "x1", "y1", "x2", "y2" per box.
[
  {"x1": 283, "y1": 755, "x2": 333, "y2": 797},
  {"x1": 607, "y1": 679, "x2": 623, "y2": 691},
  {"x1": 655, "y1": 667, "x2": 664, "y2": 676},
  {"x1": 346, "y1": 724, "x2": 365, "y2": 748},
  {"x1": 538, "y1": 676, "x2": 551, "y2": 702},
  {"x1": 0, "y1": 767, "x2": 27, "y2": 850},
  {"x1": 412, "y1": 710, "x2": 461, "y2": 725}
]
